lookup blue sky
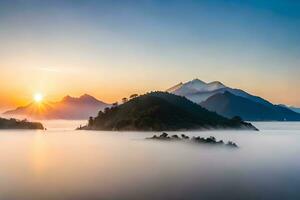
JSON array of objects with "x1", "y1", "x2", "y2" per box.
[{"x1": 0, "y1": 0, "x2": 299, "y2": 107}]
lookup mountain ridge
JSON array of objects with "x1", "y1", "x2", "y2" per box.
[
  {"x1": 200, "y1": 91, "x2": 300, "y2": 121},
  {"x1": 167, "y1": 79, "x2": 270, "y2": 106},
  {"x1": 168, "y1": 78, "x2": 300, "y2": 121},
  {"x1": 3, "y1": 94, "x2": 110, "y2": 120},
  {"x1": 278, "y1": 104, "x2": 300, "y2": 114}
]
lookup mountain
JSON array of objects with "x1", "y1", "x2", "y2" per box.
[
  {"x1": 278, "y1": 105, "x2": 300, "y2": 114},
  {"x1": 82, "y1": 92, "x2": 257, "y2": 131},
  {"x1": 200, "y1": 92, "x2": 300, "y2": 121},
  {"x1": 167, "y1": 79, "x2": 300, "y2": 121},
  {"x1": 167, "y1": 78, "x2": 271, "y2": 106},
  {"x1": 290, "y1": 107, "x2": 300, "y2": 114},
  {"x1": 3, "y1": 94, "x2": 110, "y2": 120},
  {"x1": 0, "y1": 117, "x2": 44, "y2": 129}
]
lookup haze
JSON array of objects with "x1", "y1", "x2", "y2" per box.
[{"x1": 1, "y1": 122, "x2": 300, "y2": 200}]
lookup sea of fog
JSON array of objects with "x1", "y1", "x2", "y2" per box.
[{"x1": 0, "y1": 121, "x2": 300, "y2": 200}]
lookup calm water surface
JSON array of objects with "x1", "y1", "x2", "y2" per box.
[{"x1": 0, "y1": 121, "x2": 300, "y2": 200}]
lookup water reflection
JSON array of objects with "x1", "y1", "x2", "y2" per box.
[{"x1": 31, "y1": 132, "x2": 48, "y2": 177}]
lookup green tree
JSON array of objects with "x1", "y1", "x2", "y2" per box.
[
  {"x1": 104, "y1": 107, "x2": 110, "y2": 113},
  {"x1": 129, "y1": 94, "x2": 138, "y2": 99},
  {"x1": 88, "y1": 117, "x2": 94, "y2": 127},
  {"x1": 122, "y1": 97, "x2": 128, "y2": 103}
]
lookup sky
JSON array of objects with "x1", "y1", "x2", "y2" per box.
[{"x1": 0, "y1": 0, "x2": 299, "y2": 109}]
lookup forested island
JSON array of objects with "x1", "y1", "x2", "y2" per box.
[
  {"x1": 0, "y1": 117, "x2": 44, "y2": 129},
  {"x1": 80, "y1": 92, "x2": 258, "y2": 131},
  {"x1": 147, "y1": 132, "x2": 238, "y2": 148}
]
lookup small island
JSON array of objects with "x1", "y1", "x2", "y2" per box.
[
  {"x1": 147, "y1": 132, "x2": 238, "y2": 148},
  {"x1": 80, "y1": 92, "x2": 258, "y2": 131},
  {"x1": 0, "y1": 117, "x2": 44, "y2": 130}
]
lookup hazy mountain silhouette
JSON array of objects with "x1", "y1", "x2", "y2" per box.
[
  {"x1": 168, "y1": 79, "x2": 300, "y2": 121},
  {"x1": 278, "y1": 104, "x2": 300, "y2": 114},
  {"x1": 83, "y1": 92, "x2": 257, "y2": 131},
  {"x1": 200, "y1": 92, "x2": 300, "y2": 121},
  {"x1": 3, "y1": 94, "x2": 110, "y2": 120},
  {"x1": 289, "y1": 107, "x2": 300, "y2": 114},
  {"x1": 167, "y1": 78, "x2": 271, "y2": 106}
]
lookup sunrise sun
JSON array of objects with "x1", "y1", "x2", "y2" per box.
[{"x1": 34, "y1": 93, "x2": 44, "y2": 103}]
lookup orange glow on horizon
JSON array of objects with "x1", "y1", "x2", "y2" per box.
[{"x1": 0, "y1": 66, "x2": 299, "y2": 109}]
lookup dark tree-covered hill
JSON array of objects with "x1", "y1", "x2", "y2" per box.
[
  {"x1": 0, "y1": 118, "x2": 44, "y2": 129},
  {"x1": 83, "y1": 92, "x2": 257, "y2": 131}
]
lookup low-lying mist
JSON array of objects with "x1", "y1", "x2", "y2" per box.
[{"x1": 0, "y1": 122, "x2": 299, "y2": 200}]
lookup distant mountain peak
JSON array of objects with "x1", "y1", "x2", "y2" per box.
[
  {"x1": 175, "y1": 79, "x2": 226, "y2": 92},
  {"x1": 191, "y1": 78, "x2": 206, "y2": 83},
  {"x1": 61, "y1": 94, "x2": 102, "y2": 104},
  {"x1": 80, "y1": 93, "x2": 93, "y2": 98},
  {"x1": 208, "y1": 81, "x2": 225, "y2": 87},
  {"x1": 168, "y1": 78, "x2": 227, "y2": 99},
  {"x1": 187, "y1": 79, "x2": 207, "y2": 86},
  {"x1": 79, "y1": 93, "x2": 97, "y2": 100},
  {"x1": 167, "y1": 78, "x2": 274, "y2": 107},
  {"x1": 62, "y1": 95, "x2": 73, "y2": 101},
  {"x1": 166, "y1": 82, "x2": 183, "y2": 93},
  {"x1": 3, "y1": 94, "x2": 110, "y2": 120},
  {"x1": 180, "y1": 79, "x2": 207, "y2": 92}
]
